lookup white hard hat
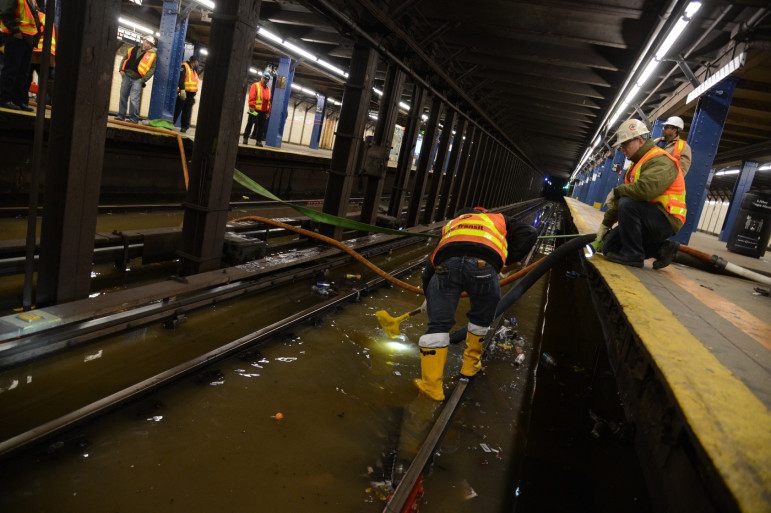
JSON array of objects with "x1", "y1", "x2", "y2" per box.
[
  {"x1": 663, "y1": 116, "x2": 684, "y2": 130},
  {"x1": 144, "y1": 35, "x2": 156, "y2": 45},
  {"x1": 613, "y1": 119, "x2": 649, "y2": 147}
]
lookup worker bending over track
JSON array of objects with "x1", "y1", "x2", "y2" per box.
[{"x1": 415, "y1": 207, "x2": 538, "y2": 401}]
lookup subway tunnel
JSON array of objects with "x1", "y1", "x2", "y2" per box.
[{"x1": 0, "y1": 1, "x2": 770, "y2": 512}]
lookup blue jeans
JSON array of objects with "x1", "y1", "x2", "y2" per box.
[
  {"x1": 117, "y1": 73, "x2": 143, "y2": 123},
  {"x1": 421, "y1": 256, "x2": 500, "y2": 347},
  {"x1": 603, "y1": 197, "x2": 674, "y2": 260}
]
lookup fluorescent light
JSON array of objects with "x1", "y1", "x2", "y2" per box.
[
  {"x1": 257, "y1": 27, "x2": 283, "y2": 45},
  {"x1": 317, "y1": 58, "x2": 348, "y2": 77},
  {"x1": 399, "y1": 101, "x2": 410, "y2": 111},
  {"x1": 373, "y1": 87, "x2": 383, "y2": 96},
  {"x1": 656, "y1": 18, "x2": 688, "y2": 59},
  {"x1": 118, "y1": 17, "x2": 154, "y2": 34},
  {"x1": 636, "y1": 59, "x2": 660, "y2": 88},
  {"x1": 200, "y1": 48, "x2": 208, "y2": 55},
  {"x1": 194, "y1": 0, "x2": 216, "y2": 9},
  {"x1": 249, "y1": 67, "x2": 258, "y2": 74},
  {"x1": 759, "y1": 163, "x2": 771, "y2": 171},
  {"x1": 685, "y1": 1, "x2": 702, "y2": 18},
  {"x1": 687, "y1": 52, "x2": 746, "y2": 104},
  {"x1": 283, "y1": 40, "x2": 318, "y2": 62},
  {"x1": 715, "y1": 169, "x2": 740, "y2": 176}
]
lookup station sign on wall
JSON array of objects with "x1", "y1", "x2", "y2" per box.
[{"x1": 117, "y1": 26, "x2": 144, "y2": 45}]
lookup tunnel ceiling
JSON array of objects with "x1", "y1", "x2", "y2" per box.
[{"x1": 123, "y1": 1, "x2": 771, "y2": 182}]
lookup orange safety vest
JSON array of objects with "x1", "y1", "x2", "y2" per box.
[
  {"x1": 0, "y1": 0, "x2": 39, "y2": 36},
  {"x1": 33, "y1": 12, "x2": 54, "y2": 54},
  {"x1": 251, "y1": 81, "x2": 271, "y2": 112},
  {"x1": 654, "y1": 137, "x2": 686, "y2": 163},
  {"x1": 182, "y1": 62, "x2": 199, "y2": 92},
  {"x1": 431, "y1": 213, "x2": 508, "y2": 266},
  {"x1": 122, "y1": 46, "x2": 156, "y2": 78},
  {"x1": 625, "y1": 146, "x2": 687, "y2": 224}
]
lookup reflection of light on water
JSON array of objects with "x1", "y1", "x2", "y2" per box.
[
  {"x1": 383, "y1": 341, "x2": 411, "y2": 353},
  {"x1": 275, "y1": 357, "x2": 297, "y2": 362},
  {"x1": 84, "y1": 349, "x2": 103, "y2": 362},
  {"x1": 147, "y1": 416, "x2": 163, "y2": 422}
]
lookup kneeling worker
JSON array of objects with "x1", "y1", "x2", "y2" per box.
[
  {"x1": 416, "y1": 207, "x2": 538, "y2": 401},
  {"x1": 595, "y1": 119, "x2": 686, "y2": 269}
]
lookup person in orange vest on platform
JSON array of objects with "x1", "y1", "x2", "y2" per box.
[
  {"x1": 595, "y1": 119, "x2": 686, "y2": 269},
  {"x1": 0, "y1": 0, "x2": 41, "y2": 111},
  {"x1": 115, "y1": 35, "x2": 157, "y2": 124},
  {"x1": 24, "y1": 9, "x2": 53, "y2": 106},
  {"x1": 414, "y1": 207, "x2": 537, "y2": 401},
  {"x1": 243, "y1": 70, "x2": 271, "y2": 146},
  {"x1": 655, "y1": 116, "x2": 692, "y2": 176},
  {"x1": 173, "y1": 55, "x2": 199, "y2": 133}
]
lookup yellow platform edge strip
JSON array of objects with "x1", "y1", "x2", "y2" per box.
[{"x1": 565, "y1": 198, "x2": 771, "y2": 511}]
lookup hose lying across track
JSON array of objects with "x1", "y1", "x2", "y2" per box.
[
  {"x1": 676, "y1": 243, "x2": 771, "y2": 286},
  {"x1": 232, "y1": 215, "x2": 542, "y2": 296}
]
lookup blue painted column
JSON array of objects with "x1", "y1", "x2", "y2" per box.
[
  {"x1": 265, "y1": 57, "x2": 295, "y2": 148},
  {"x1": 651, "y1": 118, "x2": 664, "y2": 140},
  {"x1": 719, "y1": 160, "x2": 759, "y2": 241},
  {"x1": 590, "y1": 157, "x2": 613, "y2": 209},
  {"x1": 308, "y1": 94, "x2": 327, "y2": 150},
  {"x1": 148, "y1": 2, "x2": 187, "y2": 122},
  {"x1": 673, "y1": 77, "x2": 738, "y2": 245},
  {"x1": 580, "y1": 171, "x2": 592, "y2": 203},
  {"x1": 601, "y1": 150, "x2": 627, "y2": 210}
]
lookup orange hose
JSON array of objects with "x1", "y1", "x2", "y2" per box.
[
  {"x1": 107, "y1": 119, "x2": 189, "y2": 190},
  {"x1": 232, "y1": 215, "x2": 540, "y2": 296},
  {"x1": 677, "y1": 244, "x2": 711, "y2": 262}
]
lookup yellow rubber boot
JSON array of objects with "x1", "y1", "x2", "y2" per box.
[
  {"x1": 460, "y1": 332, "x2": 485, "y2": 377},
  {"x1": 414, "y1": 347, "x2": 448, "y2": 401}
]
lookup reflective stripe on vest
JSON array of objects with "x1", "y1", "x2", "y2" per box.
[
  {"x1": 33, "y1": 12, "x2": 54, "y2": 54},
  {"x1": 0, "y1": 0, "x2": 39, "y2": 36},
  {"x1": 654, "y1": 136, "x2": 685, "y2": 163},
  {"x1": 122, "y1": 47, "x2": 156, "y2": 78},
  {"x1": 254, "y1": 82, "x2": 270, "y2": 111},
  {"x1": 431, "y1": 213, "x2": 508, "y2": 266},
  {"x1": 182, "y1": 62, "x2": 199, "y2": 92},
  {"x1": 625, "y1": 146, "x2": 687, "y2": 224}
]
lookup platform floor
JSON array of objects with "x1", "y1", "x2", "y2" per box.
[{"x1": 565, "y1": 197, "x2": 770, "y2": 512}]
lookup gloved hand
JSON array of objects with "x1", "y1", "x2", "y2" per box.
[
  {"x1": 418, "y1": 300, "x2": 427, "y2": 314},
  {"x1": 249, "y1": 108, "x2": 257, "y2": 116},
  {"x1": 603, "y1": 189, "x2": 617, "y2": 209},
  {"x1": 590, "y1": 224, "x2": 611, "y2": 253},
  {"x1": 179, "y1": 90, "x2": 187, "y2": 101}
]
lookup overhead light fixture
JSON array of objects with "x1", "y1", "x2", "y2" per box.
[
  {"x1": 715, "y1": 169, "x2": 740, "y2": 176},
  {"x1": 118, "y1": 16, "x2": 155, "y2": 35},
  {"x1": 193, "y1": 0, "x2": 215, "y2": 9},
  {"x1": 686, "y1": 52, "x2": 746, "y2": 104}
]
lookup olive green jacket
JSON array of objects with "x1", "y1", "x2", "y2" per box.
[{"x1": 603, "y1": 139, "x2": 683, "y2": 234}]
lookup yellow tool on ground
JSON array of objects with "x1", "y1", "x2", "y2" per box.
[{"x1": 376, "y1": 302, "x2": 426, "y2": 338}]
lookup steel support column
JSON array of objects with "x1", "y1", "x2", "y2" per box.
[
  {"x1": 308, "y1": 94, "x2": 327, "y2": 150},
  {"x1": 673, "y1": 77, "x2": 738, "y2": 245},
  {"x1": 421, "y1": 109, "x2": 455, "y2": 225},
  {"x1": 447, "y1": 124, "x2": 476, "y2": 217},
  {"x1": 178, "y1": 0, "x2": 261, "y2": 275},
  {"x1": 436, "y1": 117, "x2": 466, "y2": 221},
  {"x1": 719, "y1": 160, "x2": 759, "y2": 242},
  {"x1": 320, "y1": 40, "x2": 378, "y2": 239},
  {"x1": 266, "y1": 57, "x2": 295, "y2": 148},
  {"x1": 406, "y1": 96, "x2": 443, "y2": 227},
  {"x1": 458, "y1": 132, "x2": 486, "y2": 209},
  {"x1": 360, "y1": 64, "x2": 405, "y2": 226},
  {"x1": 37, "y1": 0, "x2": 121, "y2": 306},
  {"x1": 148, "y1": 2, "x2": 187, "y2": 122},
  {"x1": 388, "y1": 84, "x2": 425, "y2": 222},
  {"x1": 651, "y1": 117, "x2": 664, "y2": 140}
]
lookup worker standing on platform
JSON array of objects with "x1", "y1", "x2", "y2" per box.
[
  {"x1": 415, "y1": 207, "x2": 537, "y2": 401},
  {"x1": 24, "y1": 9, "x2": 54, "y2": 107},
  {"x1": 173, "y1": 55, "x2": 199, "y2": 133},
  {"x1": 243, "y1": 70, "x2": 271, "y2": 146},
  {"x1": 655, "y1": 116, "x2": 692, "y2": 176},
  {"x1": 115, "y1": 35, "x2": 156, "y2": 124},
  {"x1": 0, "y1": 0, "x2": 41, "y2": 112},
  {"x1": 595, "y1": 119, "x2": 686, "y2": 269}
]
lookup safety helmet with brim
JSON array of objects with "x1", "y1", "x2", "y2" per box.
[{"x1": 612, "y1": 119, "x2": 649, "y2": 148}]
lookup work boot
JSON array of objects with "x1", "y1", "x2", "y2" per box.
[
  {"x1": 0, "y1": 100, "x2": 21, "y2": 110},
  {"x1": 653, "y1": 240, "x2": 680, "y2": 270},
  {"x1": 414, "y1": 346, "x2": 448, "y2": 401},
  {"x1": 256, "y1": 140, "x2": 264, "y2": 147},
  {"x1": 16, "y1": 103, "x2": 33, "y2": 112},
  {"x1": 242, "y1": 136, "x2": 249, "y2": 145},
  {"x1": 460, "y1": 332, "x2": 485, "y2": 377},
  {"x1": 604, "y1": 251, "x2": 644, "y2": 268}
]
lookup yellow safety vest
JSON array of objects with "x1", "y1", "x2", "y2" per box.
[
  {"x1": 33, "y1": 12, "x2": 54, "y2": 54},
  {"x1": 122, "y1": 46, "x2": 156, "y2": 78},
  {"x1": 625, "y1": 146, "x2": 687, "y2": 224},
  {"x1": 0, "y1": 0, "x2": 40, "y2": 36},
  {"x1": 654, "y1": 137, "x2": 686, "y2": 163},
  {"x1": 182, "y1": 62, "x2": 199, "y2": 92},
  {"x1": 431, "y1": 213, "x2": 508, "y2": 266}
]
